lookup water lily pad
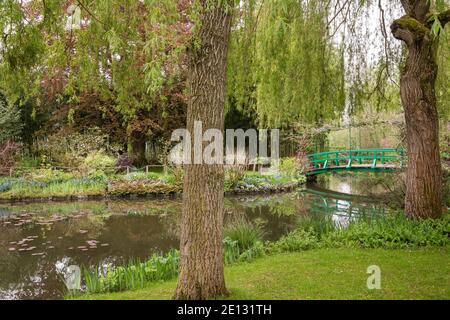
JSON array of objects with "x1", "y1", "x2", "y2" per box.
[{"x1": 32, "y1": 253, "x2": 45, "y2": 256}]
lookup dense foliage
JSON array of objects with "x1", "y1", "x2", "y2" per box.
[
  {"x1": 0, "y1": 0, "x2": 188, "y2": 165},
  {"x1": 0, "y1": 1, "x2": 448, "y2": 168},
  {"x1": 228, "y1": 0, "x2": 346, "y2": 128}
]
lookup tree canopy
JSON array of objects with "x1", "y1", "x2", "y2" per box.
[{"x1": 0, "y1": 0, "x2": 449, "y2": 161}]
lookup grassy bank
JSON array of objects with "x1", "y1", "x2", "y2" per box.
[
  {"x1": 74, "y1": 213, "x2": 449, "y2": 297},
  {"x1": 77, "y1": 247, "x2": 450, "y2": 300}
]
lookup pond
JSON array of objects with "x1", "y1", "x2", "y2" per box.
[{"x1": 0, "y1": 173, "x2": 392, "y2": 300}]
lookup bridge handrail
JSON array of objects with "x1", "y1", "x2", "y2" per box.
[
  {"x1": 308, "y1": 148, "x2": 405, "y2": 159},
  {"x1": 306, "y1": 148, "x2": 407, "y2": 172},
  {"x1": 310, "y1": 155, "x2": 402, "y2": 164}
]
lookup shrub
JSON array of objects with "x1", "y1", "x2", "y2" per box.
[
  {"x1": 239, "y1": 174, "x2": 269, "y2": 189},
  {"x1": 237, "y1": 241, "x2": 266, "y2": 262},
  {"x1": 322, "y1": 214, "x2": 450, "y2": 249},
  {"x1": 164, "y1": 166, "x2": 184, "y2": 187},
  {"x1": 27, "y1": 169, "x2": 75, "y2": 184},
  {"x1": 225, "y1": 165, "x2": 246, "y2": 188},
  {"x1": 37, "y1": 127, "x2": 117, "y2": 168},
  {"x1": 270, "y1": 229, "x2": 319, "y2": 252},
  {"x1": 81, "y1": 151, "x2": 116, "y2": 174},
  {"x1": 279, "y1": 157, "x2": 303, "y2": 179}
]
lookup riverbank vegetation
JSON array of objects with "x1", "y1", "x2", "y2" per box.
[
  {"x1": 74, "y1": 213, "x2": 449, "y2": 297},
  {"x1": 0, "y1": 159, "x2": 306, "y2": 201},
  {"x1": 77, "y1": 248, "x2": 450, "y2": 300}
]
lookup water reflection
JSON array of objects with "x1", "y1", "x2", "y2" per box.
[{"x1": 0, "y1": 173, "x2": 391, "y2": 300}]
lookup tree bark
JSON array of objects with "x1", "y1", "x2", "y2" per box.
[
  {"x1": 391, "y1": 1, "x2": 449, "y2": 219},
  {"x1": 174, "y1": 1, "x2": 233, "y2": 300},
  {"x1": 131, "y1": 134, "x2": 147, "y2": 166}
]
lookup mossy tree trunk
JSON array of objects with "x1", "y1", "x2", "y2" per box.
[
  {"x1": 391, "y1": 1, "x2": 450, "y2": 219},
  {"x1": 174, "y1": 1, "x2": 233, "y2": 300}
]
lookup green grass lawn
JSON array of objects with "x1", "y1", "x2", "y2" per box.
[{"x1": 77, "y1": 247, "x2": 450, "y2": 300}]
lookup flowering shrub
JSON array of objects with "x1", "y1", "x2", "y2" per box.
[{"x1": 81, "y1": 151, "x2": 116, "y2": 174}]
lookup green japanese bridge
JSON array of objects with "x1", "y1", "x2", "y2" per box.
[{"x1": 307, "y1": 148, "x2": 406, "y2": 176}]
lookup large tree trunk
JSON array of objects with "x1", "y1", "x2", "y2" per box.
[
  {"x1": 131, "y1": 134, "x2": 147, "y2": 167},
  {"x1": 174, "y1": 2, "x2": 233, "y2": 300},
  {"x1": 391, "y1": 1, "x2": 450, "y2": 219},
  {"x1": 401, "y1": 43, "x2": 442, "y2": 219}
]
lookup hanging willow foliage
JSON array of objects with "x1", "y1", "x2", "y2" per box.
[
  {"x1": 228, "y1": 0, "x2": 346, "y2": 128},
  {"x1": 0, "y1": 0, "x2": 184, "y2": 126}
]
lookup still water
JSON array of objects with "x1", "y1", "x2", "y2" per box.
[{"x1": 0, "y1": 173, "x2": 391, "y2": 300}]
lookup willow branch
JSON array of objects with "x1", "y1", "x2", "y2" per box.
[{"x1": 76, "y1": 0, "x2": 104, "y2": 25}]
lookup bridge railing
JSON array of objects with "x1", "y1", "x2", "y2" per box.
[{"x1": 308, "y1": 148, "x2": 406, "y2": 171}]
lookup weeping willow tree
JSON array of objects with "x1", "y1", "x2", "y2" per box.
[
  {"x1": 227, "y1": 0, "x2": 346, "y2": 130},
  {"x1": 229, "y1": 0, "x2": 450, "y2": 219},
  {"x1": 390, "y1": 0, "x2": 450, "y2": 219},
  {"x1": 0, "y1": 0, "x2": 185, "y2": 163}
]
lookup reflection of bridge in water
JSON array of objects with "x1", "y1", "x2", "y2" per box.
[
  {"x1": 299, "y1": 185, "x2": 389, "y2": 226},
  {"x1": 306, "y1": 148, "x2": 406, "y2": 176}
]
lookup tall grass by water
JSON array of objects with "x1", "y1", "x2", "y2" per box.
[
  {"x1": 81, "y1": 222, "x2": 267, "y2": 295},
  {"x1": 83, "y1": 249, "x2": 180, "y2": 294},
  {"x1": 224, "y1": 220, "x2": 265, "y2": 251},
  {"x1": 78, "y1": 213, "x2": 449, "y2": 296}
]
